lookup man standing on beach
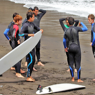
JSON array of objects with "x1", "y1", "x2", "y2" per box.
[
  {"x1": 59, "y1": 17, "x2": 79, "y2": 72},
  {"x1": 22, "y1": 7, "x2": 46, "y2": 67},
  {"x1": 19, "y1": 11, "x2": 43, "y2": 81},
  {"x1": 88, "y1": 14, "x2": 95, "y2": 81},
  {"x1": 63, "y1": 17, "x2": 88, "y2": 82},
  {"x1": 4, "y1": 13, "x2": 25, "y2": 73},
  {"x1": 33, "y1": 6, "x2": 46, "y2": 66}
]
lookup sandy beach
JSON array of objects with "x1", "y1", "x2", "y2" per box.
[{"x1": 0, "y1": 0, "x2": 95, "y2": 95}]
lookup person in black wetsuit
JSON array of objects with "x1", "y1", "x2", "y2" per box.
[
  {"x1": 33, "y1": 6, "x2": 46, "y2": 66},
  {"x1": 22, "y1": 7, "x2": 46, "y2": 68},
  {"x1": 4, "y1": 13, "x2": 25, "y2": 73},
  {"x1": 19, "y1": 11, "x2": 43, "y2": 82},
  {"x1": 4, "y1": 13, "x2": 19, "y2": 41},
  {"x1": 88, "y1": 14, "x2": 95, "y2": 81},
  {"x1": 8, "y1": 15, "x2": 24, "y2": 78},
  {"x1": 59, "y1": 17, "x2": 79, "y2": 72},
  {"x1": 22, "y1": 9, "x2": 37, "y2": 71},
  {"x1": 63, "y1": 17, "x2": 88, "y2": 82}
]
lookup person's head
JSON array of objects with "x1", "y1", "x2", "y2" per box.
[
  {"x1": 33, "y1": 6, "x2": 39, "y2": 16},
  {"x1": 27, "y1": 12, "x2": 35, "y2": 22},
  {"x1": 68, "y1": 17, "x2": 74, "y2": 26},
  {"x1": 27, "y1": 9, "x2": 33, "y2": 13},
  {"x1": 14, "y1": 15, "x2": 22, "y2": 25},
  {"x1": 13, "y1": 12, "x2": 19, "y2": 19},
  {"x1": 28, "y1": 7, "x2": 33, "y2": 11},
  {"x1": 88, "y1": 14, "x2": 94, "y2": 24},
  {"x1": 65, "y1": 17, "x2": 69, "y2": 26}
]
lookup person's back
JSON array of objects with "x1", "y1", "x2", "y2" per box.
[
  {"x1": 63, "y1": 17, "x2": 88, "y2": 83},
  {"x1": 65, "y1": 26, "x2": 81, "y2": 48}
]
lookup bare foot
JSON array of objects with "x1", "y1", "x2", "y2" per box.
[
  {"x1": 74, "y1": 69, "x2": 77, "y2": 73},
  {"x1": 26, "y1": 77, "x2": 35, "y2": 82},
  {"x1": 77, "y1": 79, "x2": 83, "y2": 82},
  {"x1": 25, "y1": 62, "x2": 27, "y2": 67},
  {"x1": 93, "y1": 79, "x2": 95, "y2": 81},
  {"x1": 16, "y1": 73, "x2": 24, "y2": 78},
  {"x1": 20, "y1": 69, "x2": 26, "y2": 74},
  {"x1": 33, "y1": 67, "x2": 37, "y2": 71},
  {"x1": 72, "y1": 77, "x2": 75, "y2": 82},
  {"x1": 10, "y1": 67, "x2": 15, "y2": 70},
  {"x1": 37, "y1": 62, "x2": 44, "y2": 66},
  {"x1": 67, "y1": 69, "x2": 70, "y2": 72}
]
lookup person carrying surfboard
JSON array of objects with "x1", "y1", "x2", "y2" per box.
[
  {"x1": 19, "y1": 11, "x2": 43, "y2": 82},
  {"x1": 7, "y1": 15, "x2": 25, "y2": 78},
  {"x1": 3, "y1": 13, "x2": 25, "y2": 74},
  {"x1": 59, "y1": 17, "x2": 79, "y2": 73},
  {"x1": 23, "y1": 7, "x2": 46, "y2": 67},
  {"x1": 63, "y1": 17, "x2": 88, "y2": 82},
  {"x1": 88, "y1": 14, "x2": 95, "y2": 81},
  {"x1": 22, "y1": 9, "x2": 38, "y2": 71}
]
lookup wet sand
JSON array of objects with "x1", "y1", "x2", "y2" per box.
[{"x1": 0, "y1": 0, "x2": 95, "y2": 95}]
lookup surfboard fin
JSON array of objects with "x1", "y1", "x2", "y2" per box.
[
  {"x1": 48, "y1": 87, "x2": 52, "y2": 92},
  {"x1": 37, "y1": 85, "x2": 43, "y2": 92}
]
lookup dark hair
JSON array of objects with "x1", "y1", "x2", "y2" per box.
[
  {"x1": 13, "y1": 13, "x2": 19, "y2": 19},
  {"x1": 68, "y1": 17, "x2": 74, "y2": 25},
  {"x1": 88, "y1": 14, "x2": 95, "y2": 19},
  {"x1": 27, "y1": 12, "x2": 34, "y2": 20},
  {"x1": 28, "y1": 7, "x2": 33, "y2": 11},
  {"x1": 66, "y1": 17, "x2": 69, "y2": 20},
  {"x1": 34, "y1": 6, "x2": 39, "y2": 11}
]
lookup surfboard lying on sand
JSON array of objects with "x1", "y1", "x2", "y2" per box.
[
  {"x1": 0, "y1": 31, "x2": 42, "y2": 74},
  {"x1": 36, "y1": 83, "x2": 85, "y2": 94}
]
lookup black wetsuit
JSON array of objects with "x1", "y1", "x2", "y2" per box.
[
  {"x1": 4, "y1": 21, "x2": 14, "y2": 40},
  {"x1": 33, "y1": 9, "x2": 46, "y2": 62},
  {"x1": 8, "y1": 24, "x2": 21, "y2": 73},
  {"x1": 59, "y1": 18, "x2": 79, "y2": 66},
  {"x1": 19, "y1": 21, "x2": 40, "y2": 77},
  {"x1": 63, "y1": 22, "x2": 88, "y2": 79},
  {"x1": 22, "y1": 9, "x2": 46, "y2": 62}
]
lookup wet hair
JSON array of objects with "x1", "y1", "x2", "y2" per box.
[
  {"x1": 88, "y1": 14, "x2": 95, "y2": 19},
  {"x1": 66, "y1": 17, "x2": 69, "y2": 21},
  {"x1": 68, "y1": 17, "x2": 74, "y2": 25},
  {"x1": 14, "y1": 15, "x2": 22, "y2": 22},
  {"x1": 27, "y1": 12, "x2": 34, "y2": 20},
  {"x1": 13, "y1": 13, "x2": 19, "y2": 19},
  {"x1": 34, "y1": 6, "x2": 39, "y2": 11},
  {"x1": 28, "y1": 7, "x2": 33, "y2": 11}
]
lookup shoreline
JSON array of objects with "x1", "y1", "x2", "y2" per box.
[{"x1": 0, "y1": 0, "x2": 95, "y2": 95}]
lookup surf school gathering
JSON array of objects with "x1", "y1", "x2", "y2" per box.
[
  {"x1": 1, "y1": 4, "x2": 95, "y2": 83},
  {"x1": 1, "y1": 0, "x2": 95, "y2": 89}
]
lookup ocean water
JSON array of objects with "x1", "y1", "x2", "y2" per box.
[{"x1": 9, "y1": 0, "x2": 95, "y2": 18}]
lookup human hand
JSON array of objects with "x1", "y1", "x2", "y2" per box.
[
  {"x1": 90, "y1": 42, "x2": 92, "y2": 47},
  {"x1": 28, "y1": 34, "x2": 34, "y2": 37},
  {"x1": 65, "y1": 47, "x2": 68, "y2": 52},
  {"x1": 40, "y1": 29, "x2": 43, "y2": 33},
  {"x1": 17, "y1": 40, "x2": 20, "y2": 44}
]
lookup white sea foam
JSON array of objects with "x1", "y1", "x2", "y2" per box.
[{"x1": 9, "y1": 0, "x2": 95, "y2": 18}]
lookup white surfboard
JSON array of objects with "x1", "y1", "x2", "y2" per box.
[
  {"x1": 0, "y1": 31, "x2": 42, "y2": 74},
  {"x1": 36, "y1": 83, "x2": 85, "y2": 94}
]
